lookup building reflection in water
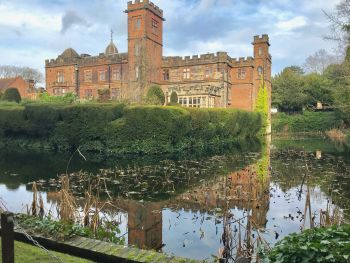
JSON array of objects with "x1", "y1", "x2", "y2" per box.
[{"x1": 118, "y1": 143, "x2": 271, "y2": 250}]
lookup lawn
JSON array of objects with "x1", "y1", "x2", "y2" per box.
[{"x1": 0, "y1": 239, "x2": 94, "y2": 263}]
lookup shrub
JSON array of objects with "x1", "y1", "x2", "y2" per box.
[
  {"x1": 170, "y1": 91, "x2": 178, "y2": 104},
  {"x1": 146, "y1": 85, "x2": 165, "y2": 105},
  {"x1": 272, "y1": 111, "x2": 342, "y2": 133},
  {"x1": 2, "y1": 88, "x2": 21, "y2": 103},
  {"x1": 38, "y1": 92, "x2": 76, "y2": 104},
  {"x1": 97, "y1": 89, "x2": 110, "y2": 103},
  {"x1": 262, "y1": 224, "x2": 350, "y2": 263},
  {"x1": 0, "y1": 103, "x2": 261, "y2": 155}
]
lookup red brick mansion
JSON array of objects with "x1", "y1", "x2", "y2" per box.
[{"x1": 45, "y1": 0, "x2": 272, "y2": 110}]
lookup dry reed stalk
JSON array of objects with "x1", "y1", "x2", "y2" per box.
[
  {"x1": 326, "y1": 129, "x2": 346, "y2": 142},
  {"x1": 39, "y1": 193, "x2": 45, "y2": 219},
  {"x1": 59, "y1": 175, "x2": 77, "y2": 222},
  {"x1": 31, "y1": 182, "x2": 38, "y2": 216}
]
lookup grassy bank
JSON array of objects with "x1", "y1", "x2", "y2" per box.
[
  {"x1": 0, "y1": 240, "x2": 92, "y2": 263},
  {"x1": 0, "y1": 103, "x2": 262, "y2": 156},
  {"x1": 272, "y1": 111, "x2": 342, "y2": 133}
]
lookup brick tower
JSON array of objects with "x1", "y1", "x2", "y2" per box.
[{"x1": 125, "y1": 0, "x2": 164, "y2": 102}]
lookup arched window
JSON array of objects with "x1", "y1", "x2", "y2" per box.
[
  {"x1": 135, "y1": 66, "x2": 139, "y2": 79},
  {"x1": 257, "y1": 66, "x2": 263, "y2": 76},
  {"x1": 258, "y1": 47, "x2": 263, "y2": 56}
]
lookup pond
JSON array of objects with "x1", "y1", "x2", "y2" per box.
[{"x1": 0, "y1": 136, "x2": 349, "y2": 262}]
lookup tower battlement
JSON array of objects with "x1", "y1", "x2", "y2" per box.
[
  {"x1": 253, "y1": 34, "x2": 270, "y2": 45},
  {"x1": 126, "y1": 0, "x2": 164, "y2": 18},
  {"x1": 163, "y1": 52, "x2": 229, "y2": 66},
  {"x1": 230, "y1": 57, "x2": 254, "y2": 67}
]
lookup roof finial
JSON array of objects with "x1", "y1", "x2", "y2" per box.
[{"x1": 110, "y1": 29, "x2": 114, "y2": 43}]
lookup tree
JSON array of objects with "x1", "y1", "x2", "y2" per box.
[
  {"x1": 170, "y1": 91, "x2": 178, "y2": 104},
  {"x1": 0, "y1": 65, "x2": 43, "y2": 86},
  {"x1": 303, "y1": 73, "x2": 333, "y2": 106},
  {"x1": 146, "y1": 85, "x2": 165, "y2": 105},
  {"x1": 303, "y1": 49, "x2": 339, "y2": 74},
  {"x1": 324, "y1": 0, "x2": 350, "y2": 55},
  {"x1": 324, "y1": 58, "x2": 350, "y2": 124},
  {"x1": 2, "y1": 88, "x2": 21, "y2": 103},
  {"x1": 272, "y1": 66, "x2": 307, "y2": 112}
]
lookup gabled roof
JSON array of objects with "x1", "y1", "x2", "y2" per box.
[{"x1": 0, "y1": 77, "x2": 20, "y2": 90}]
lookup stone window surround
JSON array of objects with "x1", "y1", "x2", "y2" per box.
[{"x1": 84, "y1": 70, "x2": 92, "y2": 83}]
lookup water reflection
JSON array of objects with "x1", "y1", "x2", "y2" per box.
[{"x1": 0, "y1": 136, "x2": 349, "y2": 261}]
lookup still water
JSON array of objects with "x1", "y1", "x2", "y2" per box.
[{"x1": 0, "y1": 136, "x2": 349, "y2": 261}]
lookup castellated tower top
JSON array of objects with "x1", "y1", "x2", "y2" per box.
[
  {"x1": 253, "y1": 34, "x2": 270, "y2": 46},
  {"x1": 126, "y1": 0, "x2": 164, "y2": 20}
]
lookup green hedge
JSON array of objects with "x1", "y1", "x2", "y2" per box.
[
  {"x1": 262, "y1": 224, "x2": 350, "y2": 263},
  {"x1": 272, "y1": 111, "x2": 342, "y2": 133},
  {"x1": 0, "y1": 103, "x2": 262, "y2": 155}
]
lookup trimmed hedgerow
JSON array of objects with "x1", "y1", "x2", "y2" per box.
[
  {"x1": 272, "y1": 111, "x2": 342, "y2": 133},
  {"x1": 0, "y1": 103, "x2": 262, "y2": 155}
]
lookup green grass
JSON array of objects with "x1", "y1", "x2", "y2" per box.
[{"x1": 0, "y1": 239, "x2": 94, "y2": 263}]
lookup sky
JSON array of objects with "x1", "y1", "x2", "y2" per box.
[{"x1": 0, "y1": 0, "x2": 343, "y2": 79}]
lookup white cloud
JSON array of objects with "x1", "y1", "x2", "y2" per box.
[
  {"x1": 276, "y1": 16, "x2": 307, "y2": 31},
  {"x1": 0, "y1": 2, "x2": 60, "y2": 31}
]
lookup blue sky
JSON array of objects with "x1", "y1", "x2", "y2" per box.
[{"x1": 0, "y1": 0, "x2": 342, "y2": 77}]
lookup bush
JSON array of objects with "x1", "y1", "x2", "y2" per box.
[
  {"x1": 146, "y1": 86, "x2": 165, "y2": 105},
  {"x1": 2, "y1": 88, "x2": 21, "y2": 103},
  {"x1": 262, "y1": 224, "x2": 350, "y2": 263},
  {"x1": 170, "y1": 91, "x2": 178, "y2": 103},
  {"x1": 272, "y1": 111, "x2": 342, "y2": 133},
  {"x1": 38, "y1": 92, "x2": 76, "y2": 104},
  {"x1": 0, "y1": 103, "x2": 261, "y2": 155}
]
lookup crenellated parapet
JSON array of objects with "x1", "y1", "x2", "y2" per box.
[
  {"x1": 253, "y1": 34, "x2": 270, "y2": 46},
  {"x1": 126, "y1": 0, "x2": 164, "y2": 19},
  {"x1": 162, "y1": 52, "x2": 229, "y2": 67},
  {"x1": 46, "y1": 53, "x2": 128, "y2": 68},
  {"x1": 229, "y1": 56, "x2": 254, "y2": 68}
]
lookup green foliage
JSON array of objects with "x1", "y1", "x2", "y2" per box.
[
  {"x1": 146, "y1": 85, "x2": 165, "y2": 105},
  {"x1": 16, "y1": 215, "x2": 125, "y2": 245},
  {"x1": 272, "y1": 111, "x2": 342, "y2": 133},
  {"x1": 97, "y1": 89, "x2": 110, "y2": 103},
  {"x1": 262, "y1": 224, "x2": 350, "y2": 263},
  {"x1": 2, "y1": 87, "x2": 21, "y2": 103},
  {"x1": 303, "y1": 73, "x2": 333, "y2": 106},
  {"x1": 170, "y1": 91, "x2": 178, "y2": 103},
  {"x1": 255, "y1": 81, "x2": 269, "y2": 135},
  {"x1": 272, "y1": 67, "x2": 307, "y2": 112},
  {"x1": 273, "y1": 67, "x2": 333, "y2": 112},
  {"x1": 324, "y1": 60, "x2": 350, "y2": 125},
  {"x1": 38, "y1": 92, "x2": 76, "y2": 104},
  {"x1": 0, "y1": 103, "x2": 261, "y2": 155}
]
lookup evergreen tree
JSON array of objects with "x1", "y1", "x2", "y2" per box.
[{"x1": 2, "y1": 87, "x2": 21, "y2": 103}]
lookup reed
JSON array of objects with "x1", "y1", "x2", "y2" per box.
[{"x1": 58, "y1": 175, "x2": 77, "y2": 223}]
